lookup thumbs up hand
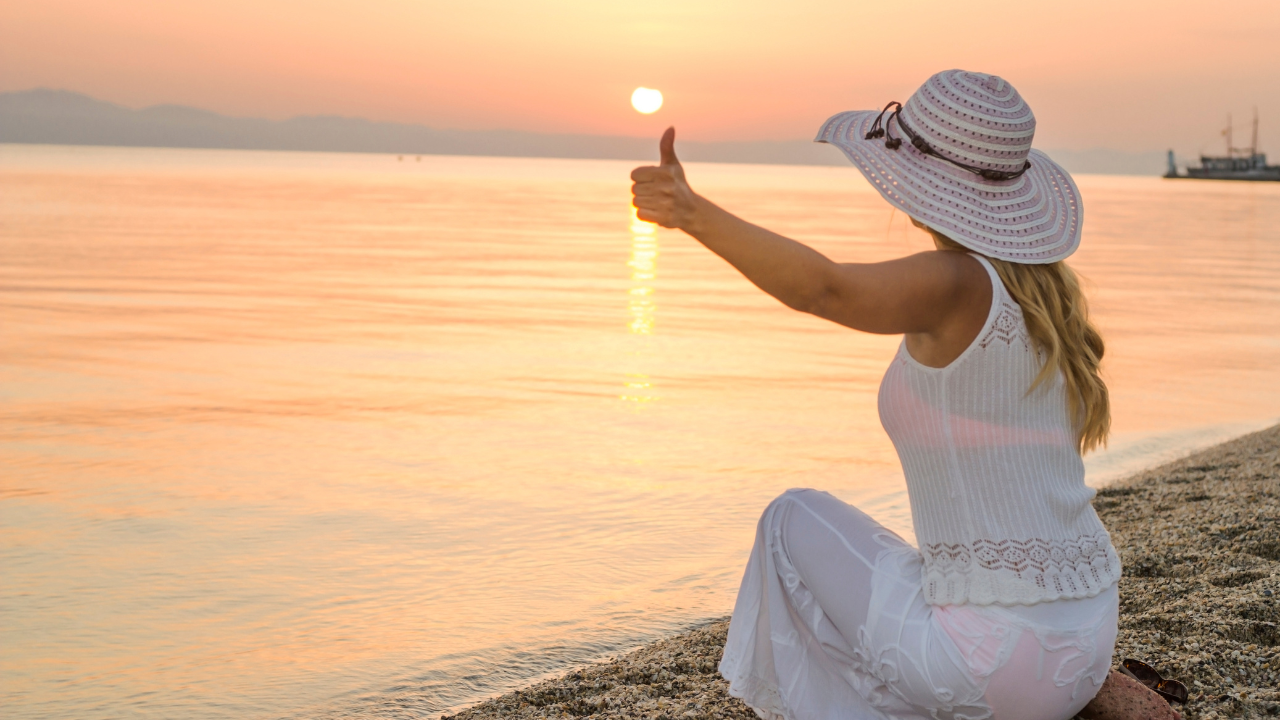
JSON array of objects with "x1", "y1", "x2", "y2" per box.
[{"x1": 631, "y1": 127, "x2": 698, "y2": 231}]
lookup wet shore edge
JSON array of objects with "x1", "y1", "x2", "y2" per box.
[{"x1": 443, "y1": 425, "x2": 1280, "y2": 720}]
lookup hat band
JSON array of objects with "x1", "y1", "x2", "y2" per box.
[{"x1": 863, "y1": 102, "x2": 1032, "y2": 182}]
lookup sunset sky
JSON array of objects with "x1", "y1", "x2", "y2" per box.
[{"x1": 3, "y1": 0, "x2": 1278, "y2": 153}]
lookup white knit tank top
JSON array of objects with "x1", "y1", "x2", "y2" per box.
[{"x1": 878, "y1": 255, "x2": 1121, "y2": 606}]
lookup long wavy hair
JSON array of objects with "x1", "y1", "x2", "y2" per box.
[{"x1": 929, "y1": 230, "x2": 1110, "y2": 454}]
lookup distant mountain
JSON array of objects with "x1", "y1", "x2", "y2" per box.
[
  {"x1": 0, "y1": 88, "x2": 847, "y2": 166},
  {"x1": 0, "y1": 89, "x2": 1166, "y2": 175}
]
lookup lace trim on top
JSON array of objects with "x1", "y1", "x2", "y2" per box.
[
  {"x1": 978, "y1": 298, "x2": 1030, "y2": 350},
  {"x1": 921, "y1": 532, "x2": 1122, "y2": 605}
]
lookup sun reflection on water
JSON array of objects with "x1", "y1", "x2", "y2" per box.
[
  {"x1": 622, "y1": 209, "x2": 658, "y2": 403},
  {"x1": 627, "y1": 211, "x2": 657, "y2": 336}
]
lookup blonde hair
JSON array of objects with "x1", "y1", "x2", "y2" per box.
[{"x1": 929, "y1": 231, "x2": 1110, "y2": 454}]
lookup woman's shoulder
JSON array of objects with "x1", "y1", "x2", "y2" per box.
[
  {"x1": 894, "y1": 250, "x2": 996, "y2": 368},
  {"x1": 910, "y1": 249, "x2": 995, "y2": 299}
]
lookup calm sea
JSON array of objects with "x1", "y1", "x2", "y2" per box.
[{"x1": 2, "y1": 144, "x2": 1278, "y2": 719}]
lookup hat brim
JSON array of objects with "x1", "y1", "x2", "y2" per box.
[{"x1": 816, "y1": 110, "x2": 1081, "y2": 264}]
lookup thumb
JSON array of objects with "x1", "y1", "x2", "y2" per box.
[{"x1": 659, "y1": 127, "x2": 680, "y2": 167}]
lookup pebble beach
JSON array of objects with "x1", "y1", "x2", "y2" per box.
[{"x1": 442, "y1": 424, "x2": 1280, "y2": 720}]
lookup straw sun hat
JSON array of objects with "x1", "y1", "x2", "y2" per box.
[{"x1": 816, "y1": 69, "x2": 1081, "y2": 264}]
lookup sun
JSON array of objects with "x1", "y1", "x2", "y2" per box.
[{"x1": 631, "y1": 87, "x2": 663, "y2": 114}]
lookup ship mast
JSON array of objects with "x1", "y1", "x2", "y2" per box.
[
  {"x1": 1225, "y1": 113, "x2": 1234, "y2": 156},
  {"x1": 1252, "y1": 107, "x2": 1259, "y2": 156}
]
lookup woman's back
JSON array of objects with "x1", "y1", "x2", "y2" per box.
[{"x1": 879, "y1": 256, "x2": 1120, "y2": 606}]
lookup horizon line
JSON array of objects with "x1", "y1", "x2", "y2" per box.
[{"x1": 0, "y1": 87, "x2": 1186, "y2": 156}]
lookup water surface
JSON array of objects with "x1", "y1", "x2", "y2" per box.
[{"x1": 2, "y1": 145, "x2": 1278, "y2": 719}]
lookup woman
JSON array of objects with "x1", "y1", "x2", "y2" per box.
[{"x1": 630, "y1": 71, "x2": 1179, "y2": 720}]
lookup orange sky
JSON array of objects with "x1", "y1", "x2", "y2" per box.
[{"x1": 2, "y1": 0, "x2": 1278, "y2": 153}]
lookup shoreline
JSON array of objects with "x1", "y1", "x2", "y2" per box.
[{"x1": 443, "y1": 425, "x2": 1280, "y2": 720}]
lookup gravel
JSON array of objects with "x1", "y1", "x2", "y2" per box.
[
  {"x1": 1101, "y1": 424, "x2": 1280, "y2": 718},
  {"x1": 443, "y1": 424, "x2": 1280, "y2": 720}
]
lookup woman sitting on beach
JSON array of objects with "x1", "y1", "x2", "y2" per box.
[{"x1": 631, "y1": 70, "x2": 1179, "y2": 720}]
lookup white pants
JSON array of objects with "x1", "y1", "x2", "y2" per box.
[{"x1": 719, "y1": 489, "x2": 1118, "y2": 720}]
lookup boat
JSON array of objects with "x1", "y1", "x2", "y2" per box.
[{"x1": 1165, "y1": 109, "x2": 1280, "y2": 181}]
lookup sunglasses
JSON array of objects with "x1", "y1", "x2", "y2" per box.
[{"x1": 1120, "y1": 658, "x2": 1189, "y2": 705}]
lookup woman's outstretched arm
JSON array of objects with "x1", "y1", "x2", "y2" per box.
[{"x1": 630, "y1": 128, "x2": 990, "y2": 353}]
